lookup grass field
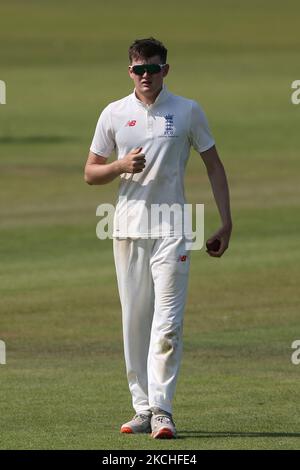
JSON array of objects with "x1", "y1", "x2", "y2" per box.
[{"x1": 1, "y1": 0, "x2": 300, "y2": 450}]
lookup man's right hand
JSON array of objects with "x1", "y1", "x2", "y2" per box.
[{"x1": 119, "y1": 147, "x2": 146, "y2": 174}]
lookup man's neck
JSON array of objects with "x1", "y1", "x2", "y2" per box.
[{"x1": 135, "y1": 87, "x2": 163, "y2": 106}]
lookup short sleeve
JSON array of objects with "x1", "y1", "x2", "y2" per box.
[
  {"x1": 189, "y1": 100, "x2": 215, "y2": 153},
  {"x1": 90, "y1": 104, "x2": 115, "y2": 158}
]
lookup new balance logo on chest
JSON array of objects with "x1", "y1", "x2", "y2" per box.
[{"x1": 125, "y1": 120, "x2": 137, "y2": 127}]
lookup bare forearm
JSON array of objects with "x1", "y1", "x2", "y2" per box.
[
  {"x1": 85, "y1": 148, "x2": 146, "y2": 185},
  {"x1": 207, "y1": 161, "x2": 232, "y2": 229},
  {"x1": 85, "y1": 160, "x2": 122, "y2": 185}
]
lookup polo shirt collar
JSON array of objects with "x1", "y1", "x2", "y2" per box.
[{"x1": 132, "y1": 85, "x2": 170, "y2": 109}]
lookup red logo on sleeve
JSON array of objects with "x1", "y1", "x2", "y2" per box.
[
  {"x1": 178, "y1": 255, "x2": 187, "y2": 262},
  {"x1": 126, "y1": 120, "x2": 137, "y2": 127}
]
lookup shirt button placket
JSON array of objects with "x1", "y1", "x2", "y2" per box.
[{"x1": 147, "y1": 107, "x2": 154, "y2": 137}]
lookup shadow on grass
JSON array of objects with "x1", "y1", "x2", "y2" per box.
[{"x1": 177, "y1": 431, "x2": 300, "y2": 439}]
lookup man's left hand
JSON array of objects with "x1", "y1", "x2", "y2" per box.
[{"x1": 206, "y1": 225, "x2": 232, "y2": 258}]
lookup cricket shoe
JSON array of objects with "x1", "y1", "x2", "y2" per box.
[
  {"x1": 120, "y1": 412, "x2": 152, "y2": 434},
  {"x1": 151, "y1": 411, "x2": 177, "y2": 439}
]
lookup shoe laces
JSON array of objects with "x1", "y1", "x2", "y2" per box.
[
  {"x1": 134, "y1": 413, "x2": 150, "y2": 422},
  {"x1": 155, "y1": 415, "x2": 173, "y2": 425}
]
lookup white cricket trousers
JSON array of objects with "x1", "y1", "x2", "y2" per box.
[{"x1": 113, "y1": 236, "x2": 190, "y2": 415}]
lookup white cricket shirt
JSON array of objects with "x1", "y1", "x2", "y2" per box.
[{"x1": 90, "y1": 86, "x2": 215, "y2": 238}]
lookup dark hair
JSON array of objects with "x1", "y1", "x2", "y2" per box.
[{"x1": 128, "y1": 37, "x2": 167, "y2": 64}]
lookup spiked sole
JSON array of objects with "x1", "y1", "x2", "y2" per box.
[
  {"x1": 152, "y1": 427, "x2": 176, "y2": 439},
  {"x1": 120, "y1": 425, "x2": 152, "y2": 434},
  {"x1": 120, "y1": 426, "x2": 133, "y2": 434}
]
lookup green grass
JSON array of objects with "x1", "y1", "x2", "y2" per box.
[{"x1": 1, "y1": 0, "x2": 300, "y2": 450}]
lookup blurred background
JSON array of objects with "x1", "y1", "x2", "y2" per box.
[{"x1": 0, "y1": 0, "x2": 299, "y2": 450}]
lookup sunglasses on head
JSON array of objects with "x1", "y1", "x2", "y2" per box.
[{"x1": 129, "y1": 64, "x2": 166, "y2": 76}]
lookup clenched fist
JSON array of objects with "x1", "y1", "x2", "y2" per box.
[{"x1": 119, "y1": 147, "x2": 146, "y2": 174}]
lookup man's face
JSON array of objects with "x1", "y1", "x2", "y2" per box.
[{"x1": 128, "y1": 55, "x2": 169, "y2": 97}]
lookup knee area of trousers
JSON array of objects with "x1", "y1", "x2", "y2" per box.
[{"x1": 154, "y1": 329, "x2": 181, "y2": 356}]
